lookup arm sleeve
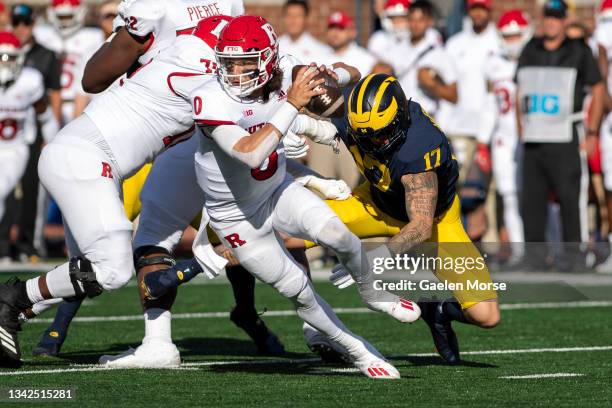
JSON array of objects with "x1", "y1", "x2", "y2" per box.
[
  {"x1": 46, "y1": 51, "x2": 62, "y2": 91},
  {"x1": 118, "y1": 0, "x2": 164, "y2": 39},
  {"x1": 580, "y1": 43, "x2": 603, "y2": 86},
  {"x1": 208, "y1": 125, "x2": 280, "y2": 169}
]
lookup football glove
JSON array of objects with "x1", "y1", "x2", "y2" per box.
[
  {"x1": 330, "y1": 264, "x2": 355, "y2": 289},
  {"x1": 296, "y1": 175, "x2": 351, "y2": 200},
  {"x1": 283, "y1": 130, "x2": 310, "y2": 159}
]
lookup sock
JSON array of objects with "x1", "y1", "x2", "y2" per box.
[
  {"x1": 226, "y1": 265, "x2": 256, "y2": 312},
  {"x1": 26, "y1": 278, "x2": 45, "y2": 304},
  {"x1": 143, "y1": 308, "x2": 172, "y2": 344},
  {"x1": 44, "y1": 262, "x2": 78, "y2": 298},
  {"x1": 440, "y1": 298, "x2": 472, "y2": 325}
]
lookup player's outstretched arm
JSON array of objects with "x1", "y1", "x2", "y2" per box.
[
  {"x1": 389, "y1": 171, "x2": 438, "y2": 254},
  {"x1": 82, "y1": 27, "x2": 150, "y2": 93}
]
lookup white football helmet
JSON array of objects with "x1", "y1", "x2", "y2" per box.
[
  {"x1": 48, "y1": 0, "x2": 86, "y2": 37},
  {"x1": 0, "y1": 32, "x2": 25, "y2": 87}
]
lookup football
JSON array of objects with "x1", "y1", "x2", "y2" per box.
[{"x1": 291, "y1": 65, "x2": 345, "y2": 118}]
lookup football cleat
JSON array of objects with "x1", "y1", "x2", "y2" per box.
[
  {"x1": 229, "y1": 307, "x2": 285, "y2": 356},
  {"x1": 365, "y1": 296, "x2": 421, "y2": 323},
  {"x1": 33, "y1": 298, "x2": 83, "y2": 357},
  {"x1": 303, "y1": 324, "x2": 352, "y2": 364},
  {"x1": 99, "y1": 339, "x2": 180, "y2": 368},
  {"x1": 354, "y1": 355, "x2": 401, "y2": 379},
  {"x1": 0, "y1": 278, "x2": 32, "y2": 368},
  {"x1": 418, "y1": 299, "x2": 460, "y2": 364}
]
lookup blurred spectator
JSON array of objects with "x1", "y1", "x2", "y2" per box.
[
  {"x1": 368, "y1": 0, "x2": 441, "y2": 68},
  {"x1": 566, "y1": 21, "x2": 589, "y2": 41},
  {"x1": 481, "y1": 9, "x2": 532, "y2": 264},
  {"x1": 326, "y1": 11, "x2": 376, "y2": 78},
  {"x1": 98, "y1": 0, "x2": 119, "y2": 38},
  {"x1": 516, "y1": 0, "x2": 605, "y2": 269},
  {"x1": 278, "y1": 0, "x2": 331, "y2": 65},
  {"x1": 437, "y1": 0, "x2": 499, "y2": 186},
  {"x1": 398, "y1": 0, "x2": 457, "y2": 118},
  {"x1": 0, "y1": 4, "x2": 62, "y2": 263},
  {"x1": 594, "y1": 0, "x2": 612, "y2": 273},
  {"x1": 34, "y1": 0, "x2": 104, "y2": 124}
]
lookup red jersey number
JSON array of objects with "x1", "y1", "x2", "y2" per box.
[
  {"x1": 251, "y1": 151, "x2": 279, "y2": 181},
  {"x1": 0, "y1": 119, "x2": 18, "y2": 140}
]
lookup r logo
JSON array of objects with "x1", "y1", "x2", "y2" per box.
[
  {"x1": 101, "y1": 162, "x2": 113, "y2": 179},
  {"x1": 224, "y1": 233, "x2": 246, "y2": 248}
]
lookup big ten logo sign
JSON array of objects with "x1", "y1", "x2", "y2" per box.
[{"x1": 523, "y1": 94, "x2": 560, "y2": 115}]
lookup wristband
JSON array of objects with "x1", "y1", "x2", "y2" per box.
[
  {"x1": 333, "y1": 67, "x2": 351, "y2": 87},
  {"x1": 268, "y1": 101, "x2": 299, "y2": 137}
]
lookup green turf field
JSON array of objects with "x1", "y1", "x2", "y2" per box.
[{"x1": 1, "y1": 271, "x2": 611, "y2": 407}]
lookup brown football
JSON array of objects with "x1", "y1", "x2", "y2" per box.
[{"x1": 291, "y1": 65, "x2": 345, "y2": 118}]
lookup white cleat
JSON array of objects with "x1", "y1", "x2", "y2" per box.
[
  {"x1": 366, "y1": 297, "x2": 421, "y2": 323},
  {"x1": 354, "y1": 356, "x2": 401, "y2": 379},
  {"x1": 303, "y1": 324, "x2": 353, "y2": 364},
  {"x1": 99, "y1": 339, "x2": 180, "y2": 368},
  {"x1": 596, "y1": 256, "x2": 612, "y2": 274}
]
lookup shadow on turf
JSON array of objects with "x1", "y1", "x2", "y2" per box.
[
  {"x1": 208, "y1": 362, "x2": 420, "y2": 379},
  {"x1": 393, "y1": 355, "x2": 497, "y2": 368},
  {"x1": 29, "y1": 337, "x2": 310, "y2": 365}
]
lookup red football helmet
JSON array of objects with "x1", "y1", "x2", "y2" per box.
[
  {"x1": 215, "y1": 15, "x2": 279, "y2": 97},
  {"x1": 0, "y1": 32, "x2": 24, "y2": 86},
  {"x1": 193, "y1": 15, "x2": 233, "y2": 49},
  {"x1": 599, "y1": 0, "x2": 612, "y2": 19},
  {"x1": 48, "y1": 0, "x2": 85, "y2": 37},
  {"x1": 497, "y1": 10, "x2": 532, "y2": 59},
  {"x1": 383, "y1": 0, "x2": 410, "y2": 17}
]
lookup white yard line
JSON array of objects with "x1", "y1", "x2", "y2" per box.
[
  {"x1": 499, "y1": 373, "x2": 585, "y2": 379},
  {"x1": 23, "y1": 300, "x2": 612, "y2": 324},
  {"x1": 1, "y1": 345, "x2": 610, "y2": 377}
]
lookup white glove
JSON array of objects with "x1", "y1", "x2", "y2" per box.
[
  {"x1": 283, "y1": 130, "x2": 310, "y2": 159},
  {"x1": 291, "y1": 114, "x2": 339, "y2": 147},
  {"x1": 330, "y1": 264, "x2": 355, "y2": 289},
  {"x1": 296, "y1": 175, "x2": 351, "y2": 200}
]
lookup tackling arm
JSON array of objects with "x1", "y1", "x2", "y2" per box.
[
  {"x1": 82, "y1": 28, "x2": 150, "y2": 93},
  {"x1": 388, "y1": 171, "x2": 438, "y2": 254}
]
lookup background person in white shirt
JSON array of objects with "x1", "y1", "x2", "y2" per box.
[
  {"x1": 397, "y1": 0, "x2": 457, "y2": 118},
  {"x1": 277, "y1": 0, "x2": 331, "y2": 65},
  {"x1": 437, "y1": 0, "x2": 499, "y2": 186}
]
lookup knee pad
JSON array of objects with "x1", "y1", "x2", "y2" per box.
[
  {"x1": 273, "y1": 263, "x2": 309, "y2": 299},
  {"x1": 69, "y1": 257, "x2": 103, "y2": 298},
  {"x1": 316, "y1": 217, "x2": 360, "y2": 256}
]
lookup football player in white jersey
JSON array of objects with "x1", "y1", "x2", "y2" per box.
[
  {"x1": 0, "y1": 16, "x2": 241, "y2": 368},
  {"x1": 595, "y1": 0, "x2": 612, "y2": 273},
  {"x1": 368, "y1": 0, "x2": 441, "y2": 68},
  {"x1": 30, "y1": 0, "x2": 246, "y2": 357},
  {"x1": 398, "y1": 0, "x2": 457, "y2": 119},
  {"x1": 0, "y1": 32, "x2": 58, "y2": 230},
  {"x1": 481, "y1": 10, "x2": 531, "y2": 263},
  {"x1": 33, "y1": 0, "x2": 105, "y2": 124},
  {"x1": 186, "y1": 15, "x2": 420, "y2": 379}
]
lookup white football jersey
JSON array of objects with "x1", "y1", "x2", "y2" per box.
[
  {"x1": 330, "y1": 42, "x2": 376, "y2": 78},
  {"x1": 367, "y1": 28, "x2": 441, "y2": 67},
  {"x1": 84, "y1": 33, "x2": 217, "y2": 179},
  {"x1": 394, "y1": 37, "x2": 457, "y2": 117},
  {"x1": 0, "y1": 67, "x2": 44, "y2": 149},
  {"x1": 116, "y1": 0, "x2": 244, "y2": 65},
  {"x1": 191, "y1": 55, "x2": 300, "y2": 221},
  {"x1": 484, "y1": 54, "x2": 518, "y2": 148},
  {"x1": 595, "y1": 19, "x2": 612, "y2": 95},
  {"x1": 34, "y1": 24, "x2": 105, "y2": 122}
]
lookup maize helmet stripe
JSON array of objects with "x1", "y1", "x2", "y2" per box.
[
  {"x1": 350, "y1": 73, "x2": 374, "y2": 115},
  {"x1": 369, "y1": 76, "x2": 399, "y2": 131}
]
